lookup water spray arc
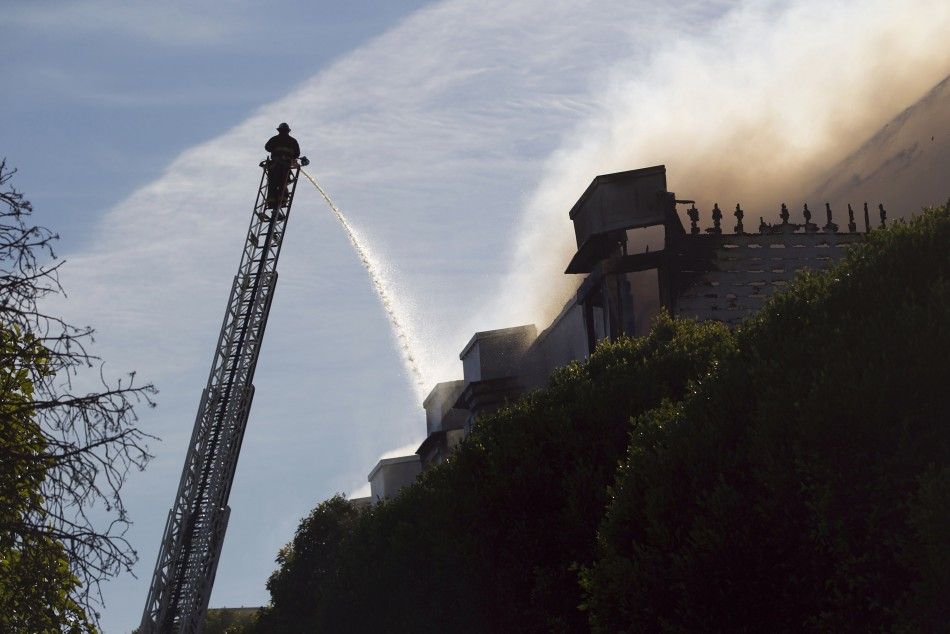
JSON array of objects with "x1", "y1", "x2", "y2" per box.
[
  {"x1": 139, "y1": 157, "x2": 423, "y2": 633},
  {"x1": 300, "y1": 168, "x2": 426, "y2": 394}
]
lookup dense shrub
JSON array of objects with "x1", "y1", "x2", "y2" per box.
[
  {"x1": 254, "y1": 205, "x2": 948, "y2": 633},
  {"x1": 252, "y1": 496, "x2": 362, "y2": 633},
  {"x1": 203, "y1": 607, "x2": 259, "y2": 634},
  {"x1": 584, "y1": 205, "x2": 950, "y2": 632},
  {"x1": 254, "y1": 316, "x2": 733, "y2": 633}
]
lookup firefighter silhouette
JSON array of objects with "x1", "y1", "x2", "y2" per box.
[{"x1": 264, "y1": 122, "x2": 300, "y2": 208}]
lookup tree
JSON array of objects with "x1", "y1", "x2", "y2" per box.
[
  {"x1": 255, "y1": 204, "x2": 950, "y2": 632},
  {"x1": 255, "y1": 314, "x2": 733, "y2": 633},
  {"x1": 584, "y1": 205, "x2": 950, "y2": 631},
  {"x1": 202, "y1": 607, "x2": 259, "y2": 634},
  {"x1": 1, "y1": 324, "x2": 91, "y2": 632},
  {"x1": 251, "y1": 496, "x2": 362, "y2": 633},
  {"x1": 0, "y1": 160, "x2": 156, "y2": 630}
]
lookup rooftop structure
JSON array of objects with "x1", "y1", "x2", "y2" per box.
[{"x1": 363, "y1": 165, "x2": 878, "y2": 504}]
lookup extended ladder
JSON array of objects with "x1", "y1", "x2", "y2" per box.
[{"x1": 140, "y1": 158, "x2": 302, "y2": 633}]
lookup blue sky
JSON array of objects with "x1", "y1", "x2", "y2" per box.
[
  {"x1": 2, "y1": 1, "x2": 948, "y2": 632},
  {"x1": 1, "y1": 1, "x2": 433, "y2": 250}
]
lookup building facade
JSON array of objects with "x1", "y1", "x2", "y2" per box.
[{"x1": 358, "y1": 165, "x2": 875, "y2": 504}]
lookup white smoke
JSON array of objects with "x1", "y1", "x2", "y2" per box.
[{"x1": 484, "y1": 0, "x2": 950, "y2": 329}]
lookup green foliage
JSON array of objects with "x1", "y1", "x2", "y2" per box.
[
  {"x1": 0, "y1": 326, "x2": 93, "y2": 633},
  {"x1": 584, "y1": 205, "x2": 950, "y2": 631},
  {"x1": 203, "y1": 607, "x2": 260, "y2": 634},
  {"x1": 1, "y1": 160, "x2": 154, "y2": 629},
  {"x1": 258, "y1": 314, "x2": 733, "y2": 633},
  {"x1": 251, "y1": 496, "x2": 361, "y2": 633},
  {"x1": 257, "y1": 205, "x2": 949, "y2": 633}
]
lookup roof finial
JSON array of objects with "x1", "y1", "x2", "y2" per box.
[
  {"x1": 823, "y1": 203, "x2": 838, "y2": 233},
  {"x1": 687, "y1": 204, "x2": 700, "y2": 235},
  {"x1": 706, "y1": 203, "x2": 722, "y2": 234},
  {"x1": 803, "y1": 203, "x2": 818, "y2": 232}
]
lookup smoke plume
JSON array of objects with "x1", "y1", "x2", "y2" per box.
[{"x1": 486, "y1": 0, "x2": 950, "y2": 329}]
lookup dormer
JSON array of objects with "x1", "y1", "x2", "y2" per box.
[
  {"x1": 566, "y1": 165, "x2": 684, "y2": 352},
  {"x1": 565, "y1": 165, "x2": 681, "y2": 274}
]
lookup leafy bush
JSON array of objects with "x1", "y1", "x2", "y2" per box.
[
  {"x1": 202, "y1": 607, "x2": 260, "y2": 634},
  {"x1": 252, "y1": 496, "x2": 362, "y2": 633},
  {"x1": 255, "y1": 316, "x2": 733, "y2": 633},
  {"x1": 255, "y1": 205, "x2": 949, "y2": 633},
  {"x1": 584, "y1": 205, "x2": 950, "y2": 632}
]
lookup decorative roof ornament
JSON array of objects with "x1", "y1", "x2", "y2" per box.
[
  {"x1": 775, "y1": 203, "x2": 798, "y2": 233},
  {"x1": 823, "y1": 203, "x2": 838, "y2": 233},
  {"x1": 734, "y1": 203, "x2": 744, "y2": 234},
  {"x1": 803, "y1": 203, "x2": 819, "y2": 232},
  {"x1": 706, "y1": 203, "x2": 723, "y2": 234},
  {"x1": 687, "y1": 204, "x2": 700, "y2": 235},
  {"x1": 847, "y1": 204, "x2": 857, "y2": 233}
]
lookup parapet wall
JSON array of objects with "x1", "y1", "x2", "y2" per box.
[
  {"x1": 670, "y1": 201, "x2": 883, "y2": 324},
  {"x1": 672, "y1": 232, "x2": 861, "y2": 324}
]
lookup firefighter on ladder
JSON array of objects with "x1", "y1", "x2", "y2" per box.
[{"x1": 264, "y1": 122, "x2": 301, "y2": 209}]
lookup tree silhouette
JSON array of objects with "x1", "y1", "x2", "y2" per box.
[{"x1": 0, "y1": 159, "x2": 157, "y2": 628}]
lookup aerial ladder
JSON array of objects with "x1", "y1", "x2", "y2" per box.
[{"x1": 139, "y1": 153, "x2": 308, "y2": 633}]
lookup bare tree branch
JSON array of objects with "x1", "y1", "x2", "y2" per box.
[{"x1": 0, "y1": 158, "x2": 158, "y2": 626}]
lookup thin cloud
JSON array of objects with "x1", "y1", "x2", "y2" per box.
[
  {"x1": 5, "y1": 0, "x2": 244, "y2": 47},
  {"x1": 18, "y1": 65, "x2": 261, "y2": 108}
]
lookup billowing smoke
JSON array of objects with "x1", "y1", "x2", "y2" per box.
[{"x1": 484, "y1": 0, "x2": 950, "y2": 329}]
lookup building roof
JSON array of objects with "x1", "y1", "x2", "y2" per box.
[
  {"x1": 367, "y1": 454, "x2": 421, "y2": 481},
  {"x1": 566, "y1": 165, "x2": 670, "y2": 274},
  {"x1": 458, "y1": 324, "x2": 537, "y2": 360}
]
